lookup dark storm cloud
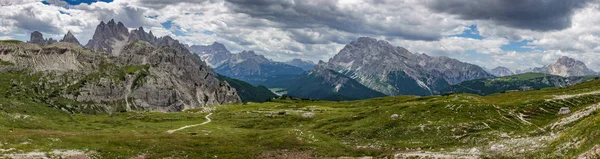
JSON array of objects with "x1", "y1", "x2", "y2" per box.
[
  {"x1": 426, "y1": 0, "x2": 591, "y2": 31},
  {"x1": 223, "y1": 0, "x2": 442, "y2": 41}
]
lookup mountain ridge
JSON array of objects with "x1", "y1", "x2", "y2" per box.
[
  {"x1": 189, "y1": 43, "x2": 305, "y2": 86},
  {"x1": 6, "y1": 20, "x2": 242, "y2": 112},
  {"x1": 321, "y1": 37, "x2": 494, "y2": 96}
]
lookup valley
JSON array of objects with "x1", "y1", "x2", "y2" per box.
[
  {"x1": 2, "y1": 27, "x2": 599, "y2": 158},
  {"x1": 1, "y1": 75, "x2": 600, "y2": 158}
]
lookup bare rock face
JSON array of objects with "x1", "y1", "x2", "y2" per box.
[
  {"x1": 28, "y1": 31, "x2": 57, "y2": 45},
  {"x1": 85, "y1": 19, "x2": 130, "y2": 55},
  {"x1": 29, "y1": 31, "x2": 45, "y2": 44},
  {"x1": 491, "y1": 66, "x2": 514, "y2": 77},
  {"x1": 188, "y1": 42, "x2": 232, "y2": 68},
  {"x1": 1, "y1": 21, "x2": 241, "y2": 113},
  {"x1": 533, "y1": 56, "x2": 596, "y2": 77},
  {"x1": 60, "y1": 31, "x2": 81, "y2": 46},
  {"x1": 321, "y1": 37, "x2": 494, "y2": 96},
  {"x1": 128, "y1": 27, "x2": 158, "y2": 45}
]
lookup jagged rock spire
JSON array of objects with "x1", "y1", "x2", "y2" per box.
[
  {"x1": 29, "y1": 31, "x2": 45, "y2": 44},
  {"x1": 28, "y1": 31, "x2": 57, "y2": 45},
  {"x1": 60, "y1": 31, "x2": 81, "y2": 46},
  {"x1": 85, "y1": 19, "x2": 130, "y2": 54}
]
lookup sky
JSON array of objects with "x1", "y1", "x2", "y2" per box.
[{"x1": 1, "y1": 0, "x2": 600, "y2": 71}]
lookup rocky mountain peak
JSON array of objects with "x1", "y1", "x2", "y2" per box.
[
  {"x1": 210, "y1": 42, "x2": 227, "y2": 51},
  {"x1": 29, "y1": 31, "x2": 45, "y2": 44},
  {"x1": 60, "y1": 31, "x2": 81, "y2": 46},
  {"x1": 322, "y1": 37, "x2": 494, "y2": 96},
  {"x1": 128, "y1": 26, "x2": 158, "y2": 45},
  {"x1": 556, "y1": 56, "x2": 584, "y2": 67},
  {"x1": 237, "y1": 50, "x2": 270, "y2": 63},
  {"x1": 85, "y1": 19, "x2": 130, "y2": 54},
  {"x1": 491, "y1": 66, "x2": 514, "y2": 77},
  {"x1": 532, "y1": 56, "x2": 596, "y2": 77},
  {"x1": 28, "y1": 31, "x2": 57, "y2": 45}
]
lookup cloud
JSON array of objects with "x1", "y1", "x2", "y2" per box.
[
  {"x1": 1, "y1": 0, "x2": 599, "y2": 72},
  {"x1": 223, "y1": 0, "x2": 465, "y2": 41},
  {"x1": 426, "y1": 0, "x2": 592, "y2": 31},
  {"x1": 0, "y1": 36, "x2": 14, "y2": 40}
]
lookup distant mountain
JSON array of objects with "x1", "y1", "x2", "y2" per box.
[
  {"x1": 442, "y1": 73, "x2": 596, "y2": 96},
  {"x1": 188, "y1": 42, "x2": 232, "y2": 68},
  {"x1": 491, "y1": 66, "x2": 514, "y2": 77},
  {"x1": 189, "y1": 43, "x2": 305, "y2": 86},
  {"x1": 285, "y1": 59, "x2": 316, "y2": 71},
  {"x1": 214, "y1": 51, "x2": 305, "y2": 85},
  {"x1": 318, "y1": 37, "x2": 494, "y2": 96},
  {"x1": 217, "y1": 75, "x2": 277, "y2": 102},
  {"x1": 532, "y1": 56, "x2": 596, "y2": 77},
  {"x1": 515, "y1": 68, "x2": 533, "y2": 74},
  {"x1": 60, "y1": 31, "x2": 81, "y2": 46},
  {"x1": 283, "y1": 62, "x2": 386, "y2": 100},
  {"x1": 28, "y1": 31, "x2": 57, "y2": 45}
]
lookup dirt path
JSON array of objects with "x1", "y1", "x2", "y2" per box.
[
  {"x1": 167, "y1": 113, "x2": 212, "y2": 134},
  {"x1": 553, "y1": 90, "x2": 600, "y2": 100}
]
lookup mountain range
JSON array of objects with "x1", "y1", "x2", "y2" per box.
[
  {"x1": 188, "y1": 43, "x2": 305, "y2": 86},
  {"x1": 11, "y1": 22, "x2": 600, "y2": 104},
  {"x1": 496, "y1": 56, "x2": 596, "y2": 77},
  {"x1": 1, "y1": 20, "x2": 245, "y2": 113},
  {"x1": 443, "y1": 73, "x2": 597, "y2": 95},
  {"x1": 279, "y1": 37, "x2": 495, "y2": 99}
]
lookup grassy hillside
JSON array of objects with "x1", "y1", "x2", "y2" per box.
[
  {"x1": 443, "y1": 73, "x2": 598, "y2": 96},
  {"x1": 1, "y1": 78, "x2": 600, "y2": 158}
]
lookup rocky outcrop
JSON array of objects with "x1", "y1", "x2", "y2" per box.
[
  {"x1": 115, "y1": 41, "x2": 240, "y2": 111},
  {"x1": 85, "y1": 19, "x2": 130, "y2": 55},
  {"x1": 28, "y1": 31, "x2": 57, "y2": 45},
  {"x1": 29, "y1": 31, "x2": 45, "y2": 44},
  {"x1": 128, "y1": 27, "x2": 158, "y2": 45},
  {"x1": 60, "y1": 31, "x2": 81, "y2": 46},
  {"x1": 491, "y1": 66, "x2": 514, "y2": 77},
  {"x1": 320, "y1": 37, "x2": 494, "y2": 96},
  {"x1": 532, "y1": 56, "x2": 596, "y2": 77},
  {"x1": 1, "y1": 21, "x2": 242, "y2": 113}
]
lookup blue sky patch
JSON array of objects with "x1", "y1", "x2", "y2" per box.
[
  {"x1": 500, "y1": 40, "x2": 540, "y2": 52},
  {"x1": 203, "y1": 30, "x2": 215, "y2": 35},
  {"x1": 161, "y1": 21, "x2": 173, "y2": 29},
  {"x1": 452, "y1": 25, "x2": 483, "y2": 40},
  {"x1": 161, "y1": 21, "x2": 186, "y2": 36}
]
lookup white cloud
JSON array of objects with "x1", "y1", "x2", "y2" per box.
[
  {"x1": 0, "y1": 0, "x2": 599, "y2": 72},
  {"x1": 0, "y1": 36, "x2": 14, "y2": 40}
]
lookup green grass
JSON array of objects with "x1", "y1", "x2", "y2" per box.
[
  {"x1": 1, "y1": 78, "x2": 600, "y2": 158},
  {"x1": 0, "y1": 60, "x2": 14, "y2": 66},
  {"x1": 0, "y1": 40, "x2": 22, "y2": 44}
]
